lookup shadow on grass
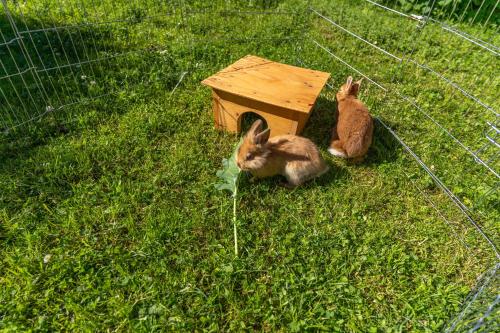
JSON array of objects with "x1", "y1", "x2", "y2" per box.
[
  {"x1": 233, "y1": 94, "x2": 404, "y2": 190},
  {"x1": 0, "y1": 8, "x2": 184, "y2": 161},
  {"x1": 365, "y1": 117, "x2": 402, "y2": 166},
  {"x1": 302, "y1": 96, "x2": 337, "y2": 148}
]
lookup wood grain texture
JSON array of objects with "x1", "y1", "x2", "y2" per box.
[
  {"x1": 202, "y1": 55, "x2": 330, "y2": 114},
  {"x1": 203, "y1": 55, "x2": 330, "y2": 137},
  {"x1": 212, "y1": 89, "x2": 299, "y2": 137}
]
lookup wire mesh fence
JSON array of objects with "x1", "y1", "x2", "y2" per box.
[
  {"x1": 299, "y1": 1, "x2": 499, "y2": 329},
  {"x1": 0, "y1": 0, "x2": 498, "y2": 331}
]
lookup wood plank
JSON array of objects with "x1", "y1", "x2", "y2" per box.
[
  {"x1": 213, "y1": 89, "x2": 300, "y2": 137},
  {"x1": 202, "y1": 55, "x2": 330, "y2": 114}
]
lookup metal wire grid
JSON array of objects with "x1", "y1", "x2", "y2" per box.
[
  {"x1": 0, "y1": 0, "x2": 306, "y2": 131},
  {"x1": 300, "y1": 0, "x2": 499, "y2": 330},
  {"x1": 444, "y1": 263, "x2": 499, "y2": 332},
  {"x1": 307, "y1": 0, "x2": 498, "y2": 223},
  {"x1": 0, "y1": 0, "x2": 185, "y2": 131},
  {"x1": 0, "y1": 0, "x2": 498, "y2": 331}
]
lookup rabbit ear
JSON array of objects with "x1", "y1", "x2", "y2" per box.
[
  {"x1": 350, "y1": 78, "x2": 362, "y2": 95},
  {"x1": 247, "y1": 119, "x2": 263, "y2": 136},
  {"x1": 254, "y1": 128, "x2": 270, "y2": 145},
  {"x1": 346, "y1": 76, "x2": 353, "y2": 88}
]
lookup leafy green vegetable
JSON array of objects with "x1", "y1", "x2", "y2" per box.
[
  {"x1": 215, "y1": 140, "x2": 242, "y2": 196},
  {"x1": 215, "y1": 139, "x2": 243, "y2": 255}
]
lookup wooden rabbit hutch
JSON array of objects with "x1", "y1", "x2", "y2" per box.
[{"x1": 202, "y1": 55, "x2": 330, "y2": 137}]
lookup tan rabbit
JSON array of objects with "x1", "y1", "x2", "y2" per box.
[
  {"x1": 237, "y1": 120, "x2": 329, "y2": 188},
  {"x1": 328, "y1": 76, "x2": 373, "y2": 162}
]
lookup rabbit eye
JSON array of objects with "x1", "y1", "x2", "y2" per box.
[{"x1": 246, "y1": 153, "x2": 253, "y2": 161}]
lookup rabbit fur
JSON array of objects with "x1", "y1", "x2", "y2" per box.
[
  {"x1": 328, "y1": 76, "x2": 373, "y2": 163},
  {"x1": 237, "y1": 120, "x2": 329, "y2": 188}
]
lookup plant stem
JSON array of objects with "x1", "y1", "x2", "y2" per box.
[{"x1": 233, "y1": 183, "x2": 238, "y2": 256}]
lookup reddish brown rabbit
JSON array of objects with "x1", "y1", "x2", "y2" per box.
[
  {"x1": 328, "y1": 76, "x2": 373, "y2": 162},
  {"x1": 237, "y1": 120, "x2": 329, "y2": 188}
]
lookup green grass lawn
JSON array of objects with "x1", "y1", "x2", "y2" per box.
[{"x1": 0, "y1": 0, "x2": 498, "y2": 331}]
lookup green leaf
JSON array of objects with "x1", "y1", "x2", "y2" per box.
[
  {"x1": 214, "y1": 183, "x2": 235, "y2": 192},
  {"x1": 215, "y1": 138, "x2": 243, "y2": 256},
  {"x1": 214, "y1": 138, "x2": 242, "y2": 196}
]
